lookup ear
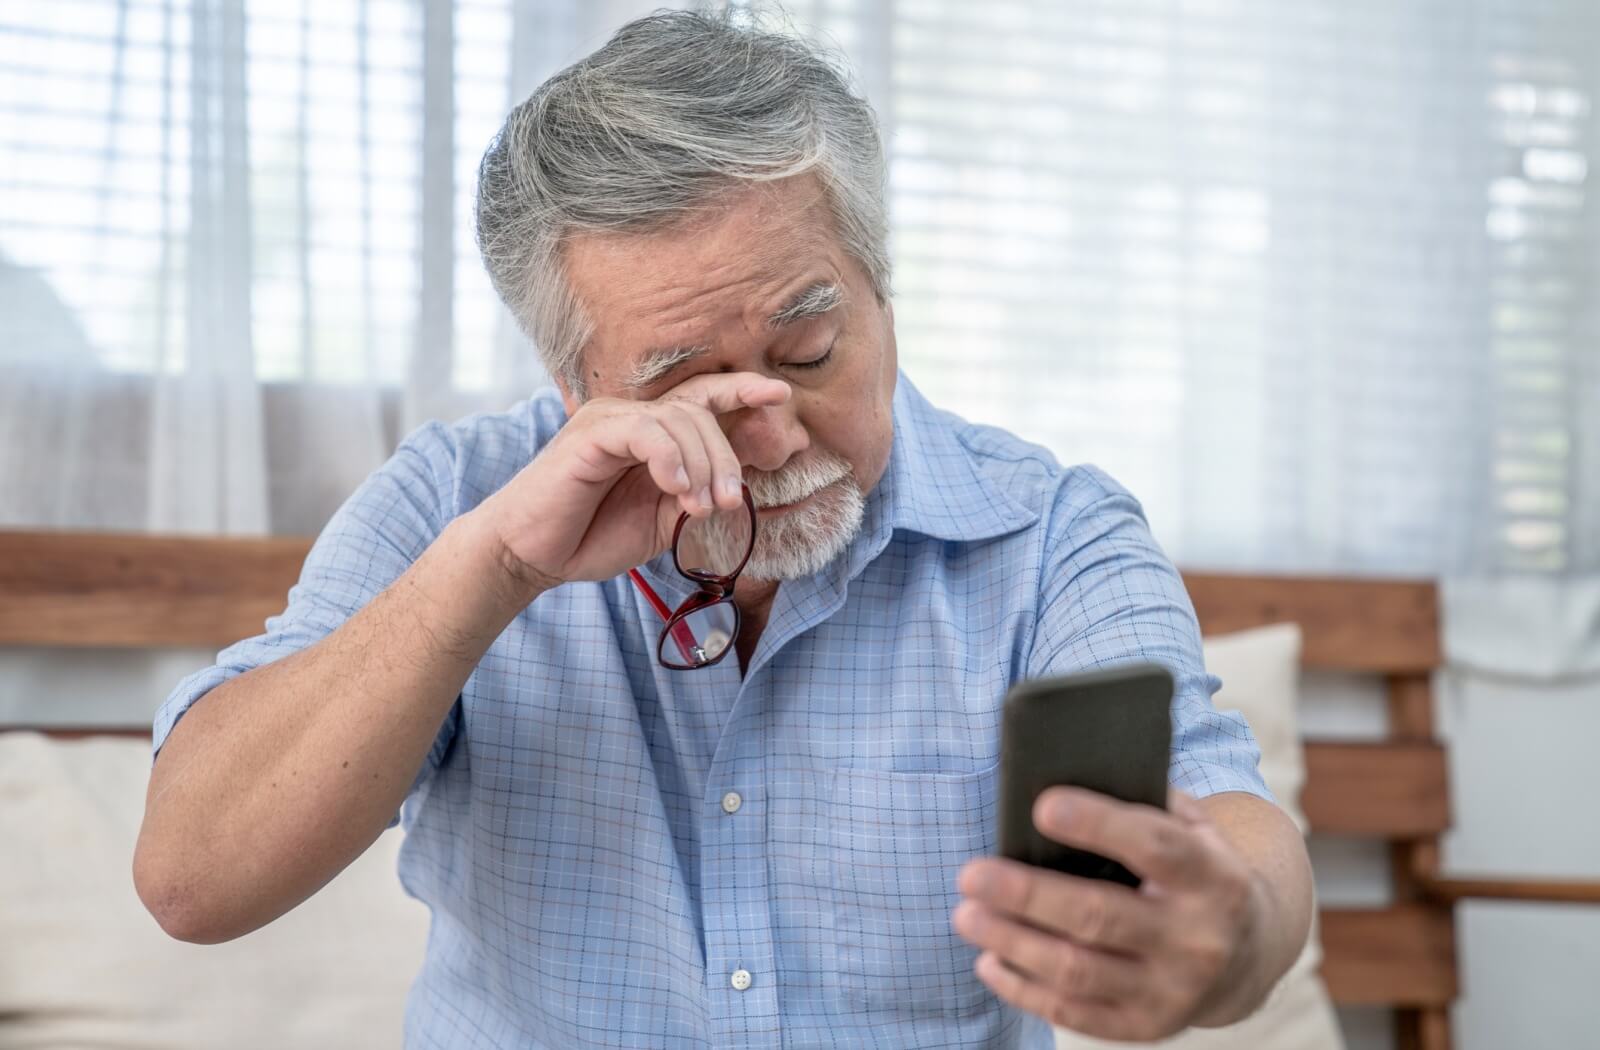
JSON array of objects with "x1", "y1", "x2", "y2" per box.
[
  {"x1": 553, "y1": 376, "x2": 582, "y2": 417},
  {"x1": 881, "y1": 300, "x2": 899, "y2": 378}
]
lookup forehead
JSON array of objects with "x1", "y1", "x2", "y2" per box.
[{"x1": 561, "y1": 177, "x2": 844, "y2": 358}]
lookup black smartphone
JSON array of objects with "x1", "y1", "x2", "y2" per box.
[{"x1": 997, "y1": 664, "x2": 1173, "y2": 887}]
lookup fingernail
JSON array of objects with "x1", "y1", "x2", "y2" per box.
[
  {"x1": 717, "y1": 475, "x2": 741, "y2": 501},
  {"x1": 673, "y1": 466, "x2": 690, "y2": 491},
  {"x1": 698, "y1": 487, "x2": 713, "y2": 509}
]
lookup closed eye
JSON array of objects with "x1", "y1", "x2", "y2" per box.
[{"x1": 787, "y1": 344, "x2": 835, "y2": 371}]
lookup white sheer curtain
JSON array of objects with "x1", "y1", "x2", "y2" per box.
[
  {"x1": 0, "y1": 0, "x2": 666, "y2": 536},
  {"x1": 3, "y1": 0, "x2": 1593, "y2": 571}
]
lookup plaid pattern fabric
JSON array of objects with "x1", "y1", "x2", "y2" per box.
[{"x1": 153, "y1": 375, "x2": 1269, "y2": 1049}]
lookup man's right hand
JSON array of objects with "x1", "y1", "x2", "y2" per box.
[{"x1": 476, "y1": 371, "x2": 791, "y2": 591}]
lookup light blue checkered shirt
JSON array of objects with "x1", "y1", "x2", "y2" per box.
[{"x1": 153, "y1": 374, "x2": 1269, "y2": 1049}]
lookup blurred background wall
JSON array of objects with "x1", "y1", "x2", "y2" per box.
[{"x1": 1, "y1": 2, "x2": 1596, "y2": 1046}]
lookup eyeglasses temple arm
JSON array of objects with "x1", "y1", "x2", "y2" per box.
[
  {"x1": 627, "y1": 569, "x2": 673, "y2": 620},
  {"x1": 627, "y1": 568, "x2": 702, "y2": 665}
]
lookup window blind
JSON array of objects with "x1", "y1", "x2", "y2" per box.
[{"x1": 781, "y1": 0, "x2": 1597, "y2": 574}]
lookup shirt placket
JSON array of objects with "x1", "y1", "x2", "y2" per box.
[{"x1": 700, "y1": 771, "x2": 780, "y2": 1048}]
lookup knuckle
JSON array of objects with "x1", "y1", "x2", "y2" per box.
[
  {"x1": 1073, "y1": 893, "x2": 1111, "y2": 944},
  {"x1": 1051, "y1": 947, "x2": 1092, "y2": 997},
  {"x1": 1014, "y1": 872, "x2": 1043, "y2": 920},
  {"x1": 665, "y1": 419, "x2": 707, "y2": 458},
  {"x1": 700, "y1": 429, "x2": 734, "y2": 461},
  {"x1": 649, "y1": 427, "x2": 681, "y2": 459},
  {"x1": 679, "y1": 399, "x2": 716, "y2": 424},
  {"x1": 645, "y1": 418, "x2": 675, "y2": 444},
  {"x1": 1075, "y1": 807, "x2": 1113, "y2": 846},
  {"x1": 1186, "y1": 932, "x2": 1232, "y2": 978},
  {"x1": 1147, "y1": 825, "x2": 1188, "y2": 871},
  {"x1": 658, "y1": 402, "x2": 696, "y2": 433},
  {"x1": 1130, "y1": 984, "x2": 1178, "y2": 1037}
]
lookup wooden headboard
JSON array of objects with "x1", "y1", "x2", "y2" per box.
[{"x1": 3, "y1": 531, "x2": 1596, "y2": 1050}]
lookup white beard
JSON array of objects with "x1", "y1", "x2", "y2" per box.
[{"x1": 697, "y1": 449, "x2": 867, "y2": 582}]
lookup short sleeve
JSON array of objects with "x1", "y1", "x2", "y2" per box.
[
  {"x1": 151, "y1": 421, "x2": 464, "y2": 829},
  {"x1": 1026, "y1": 467, "x2": 1273, "y2": 804}
]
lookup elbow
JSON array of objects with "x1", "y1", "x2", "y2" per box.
[{"x1": 132, "y1": 832, "x2": 237, "y2": 945}]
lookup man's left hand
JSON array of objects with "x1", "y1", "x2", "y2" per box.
[{"x1": 952, "y1": 787, "x2": 1269, "y2": 1040}]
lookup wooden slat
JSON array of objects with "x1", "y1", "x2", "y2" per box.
[
  {"x1": 1, "y1": 726, "x2": 151, "y2": 739},
  {"x1": 1184, "y1": 572, "x2": 1441, "y2": 673},
  {"x1": 1383, "y1": 674, "x2": 1444, "y2": 916},
  {"x1": 1319, "y1": 905, "x2": 1458, "y2": 1006},
  {"x1": 0, "y1": 537, "x2": 1444, "y2": 669},
  {"x1": 0, "y1": 530, "x2": 312, "y2": 648},
  {"x1": 1396, "y1": 1008, "x2": 1453, "y2": 1050},
  {"x1": 1301, "y1": 740, "x2": 1451, "y2": 837},
  {"x1": 1388, "y1": 674, "x2": 1437, "y2": 739},
  {"x1": 1420, "y1": 876, "x2": 1600, "y2": 905}
]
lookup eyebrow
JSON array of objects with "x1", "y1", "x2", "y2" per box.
[
  {"x1": 768, "y1": 281, "x2": 844, "y2": 328},
  {"x1": 623, "y1": 343, "x2": 713, "y2": 389},
  {"x1": 622, "y1": 281, "x2": 845, "y2": 391}
]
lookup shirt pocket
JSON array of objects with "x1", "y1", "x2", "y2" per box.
[{"x1": 828, "y1": 763, "x2": 999, "y2": 1017}]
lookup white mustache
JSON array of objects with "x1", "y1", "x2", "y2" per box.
[{"x1": 745, "y1": 452, "x2": 852, "y2": 509}]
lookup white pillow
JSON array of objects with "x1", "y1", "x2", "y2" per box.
[
  {"x1": 0, "y1": 732, "x2": 429, "y2": 1050},
  {"x1": 1204, "y1": 623, "x2": 1311, "y2": 833},
  {"x1": 1055, "y1": 623, "x2": 1345, "y2": 1050}
]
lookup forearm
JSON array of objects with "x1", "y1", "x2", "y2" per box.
[
  {"x1": 133, "y1": 510, "x2": 543, "y2": 943},
  {"x1": 1190, "y1": 792, "x2": 1315, "y2": 1027}
]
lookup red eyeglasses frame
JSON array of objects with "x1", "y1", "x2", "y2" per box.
[{"x1": 626, "y1": 483, "x2": 757, "y2": 670}]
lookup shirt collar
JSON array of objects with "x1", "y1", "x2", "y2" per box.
[
  {"x1": 872, "y1": 373, "x2": 1039, "y2": 545},
  {"x1": 818, "y1": 373, "x2": 1037, "y2": 594},
  {"x1": 626, "y1": 374, "x2": 1041, "y2": 677}
]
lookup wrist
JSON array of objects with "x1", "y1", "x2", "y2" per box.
[
  {"x1": 451, "y1": 507, "x2": 559, "y2": 614},
  {"x1": 1189, "y1": 872, "x2": 1279, "y2": 1027}
]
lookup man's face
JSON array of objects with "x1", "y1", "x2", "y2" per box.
[{"x1": 560, "y1": 175, "x2": 897, "y2": 580}]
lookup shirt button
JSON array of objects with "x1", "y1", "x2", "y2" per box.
[
  {"x1": 720, "y1": 791, "x2": 742, "y2": 814},
  {"x1": 730, "y1": 968, "x2": 752, "y2": 991}
]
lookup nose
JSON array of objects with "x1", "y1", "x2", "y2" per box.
[{"x1": 724, "y1": 400, "x2": 810, "y2": 474}]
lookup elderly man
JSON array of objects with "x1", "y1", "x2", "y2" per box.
[{"x1": 134, "y1": 12, "x2": 1311, "y2": 1049}]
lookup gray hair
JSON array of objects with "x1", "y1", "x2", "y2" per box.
[{"x1": 474, "y1": 8, "x2": 891, "y2": 400}]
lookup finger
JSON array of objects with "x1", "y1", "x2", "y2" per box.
[
  {"x1": 958, "y1": 857, "x2": 1162, "y2": 954},
  {"x1": 650, "y1": 403, "x2": 715, "y2": 516},
  {"x1": 952, "y1": 900, "x2": 1146, "y2": 1001},
  {"x1": 662, "y1": 371, "x2": 790, "y2": 416},
  {"x1": 974, "y1": 951, "x2": 1151, "y2": 1040},
  {"x1": 584, "y1": 415, "x2": 689, "y2": 498},
  {"x1": 1033, "y1": 786, "x2": 1210, "y2": 887},
  {"x1": 674, "y1": 401, "x2": 744, "y2": 511}
]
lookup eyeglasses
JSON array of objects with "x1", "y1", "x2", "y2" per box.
[{"x1": 627, "y1": 483, "x2": 758, "y2": 670}]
